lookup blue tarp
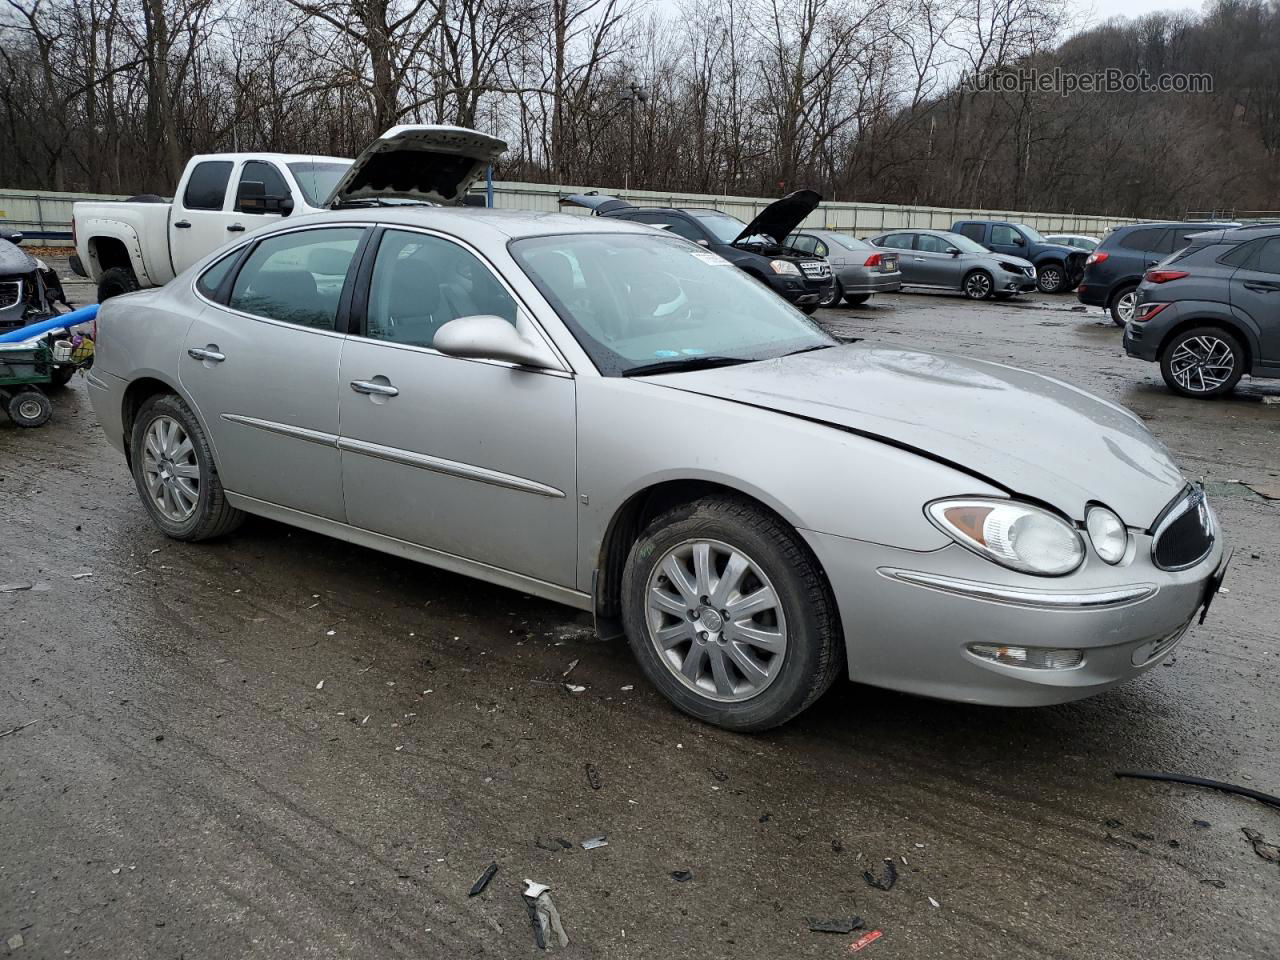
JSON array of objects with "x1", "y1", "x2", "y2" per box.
[{"x1": 0, "y1": 304, "x2": 98, "y2": 344}]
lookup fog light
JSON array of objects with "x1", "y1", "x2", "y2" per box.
[{"x1": 968, "y1": 643, "x2": 1085, "y2": 670}]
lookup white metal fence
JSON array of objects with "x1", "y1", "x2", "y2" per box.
[{"x1": 0, "y1": 181, "x2": 1134, "y2": 246}]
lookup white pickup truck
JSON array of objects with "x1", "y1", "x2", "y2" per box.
[{"x1": 71, "y1": 151, "x2": 355, "y2": 302}]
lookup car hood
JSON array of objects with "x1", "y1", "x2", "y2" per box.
[
  {"x1": 987, "y1": 253, "x2": 1034, "y2": 269},
  {"x1": 1041, "y1": 245, "x2": 1087, "y2": 262},
  {"x1": 559, "y1": 193, "x2": 634, "y2": 215},
  {"x1": 324, "y1": 125, "x2": 506, "y2": 207},
  {"x1": 732, "y1": 190, "x2": 822, "y2": 246},
  {"x1": 649, "y1": 344, "x2": 1185, "y2": 527},
  {"x1": 0, "y1": 239, "x2": 37, "y2": 276}
]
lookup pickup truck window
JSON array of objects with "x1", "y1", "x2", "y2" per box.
[
  {"x1": 287, "y1": 162, "x2": 351, "y2": 208},
  {"x1": 183, "y1": 161, "x2": 234, "y2": 211},
  {"x1": 956, "y1": 223, "x2": 985, "y2": 242},
  {"x1": 990, "y1": 224, "x2": 1020, "y2": 245},
  {"x1": 227, "y1": 227, "x2": 364, "y2": 330},
  {"x1": 236, "y1": 161, "x2": 292, "y2": 212}
]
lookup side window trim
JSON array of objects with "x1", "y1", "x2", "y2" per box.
[
  {"x1": 219, "y1": 223, "x2": 369, "y2": 333},
  {"x1": 196, "y1": 241, "x2": 254, "y2": 305}
]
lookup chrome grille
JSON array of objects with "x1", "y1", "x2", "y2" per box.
[
  {"x1": 1152, "y1": 487, "x2": 1214, "y2": 570},
  {"x1": 0, "y1": 280, "x2": 20, "y2": 309},
  {"x1": 799, "y1": 260, "x2": 831, "y2": 280}
]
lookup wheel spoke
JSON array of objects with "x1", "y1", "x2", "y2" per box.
[
  {"x1": 649, "y1": 587, "x2": 687, "y2": 618},
  {"x1": 171, "y1": 436, "x2": 194, "y2": 462},
  {"x1": 654, "y1": 622, "x2": 693, "y2": 649},
  {"x1": 710, "y1": 551, "x2": 750, "y2": 607},
  {"x1": 691, "y1": 542, "x2": 714, "y2": 598},
  {"x1": 725, "y1": 641, "x2": 770, "y2": 682},
  {"x1": 662, "y1": 555, "x2": 698, "y2": 604},
  {"x1": 730, "y1": 621, "x2": 784, "y2": 653},
  {"x1": 172, "y1": 462, "x2": 200, "y2": 479},
  {"x1": 707, "y1": 647, "x2": 736, "y2": 697},
  {"x1": 727, "y1": 585, "x2": 776, "y2": 621},
  {"x1": 680, "y1": 644, "x2": 705, "y2": 681},
  {"x1": 173, "y1": 477, "x2": 199, "y2": 506}
]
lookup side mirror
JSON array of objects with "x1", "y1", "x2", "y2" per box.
[
  {"x1": 1013, "y1": 235, "x2": 1026, "y2": 245},
  {"x1": 433, "y1": 315, "x2": 561, "y2": 369},
  {"x1": 697, "y1": 238, "x2": 710, "y2": 247},
  {"x1": 237, "y1": 180, "x2": 292, "y2": 215},
  {"x1": 946, "y1": 246, "x2": 959, "y2": 256}
]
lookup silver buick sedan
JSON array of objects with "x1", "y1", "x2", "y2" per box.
[{"x1": 86, "y1": 127, "x2": 1227, "y2": 731}]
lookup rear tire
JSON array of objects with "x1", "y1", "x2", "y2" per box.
[
  {"x1": 620, "y1": 496, "x2": 843, "y2": 732},
  {"x1": 963, "y1": 270, "x2": 994, "y2": 300},
  {"x1": 843, "y1": 293, "x2": 871, "y2": 306},
  {"x1": 818, "y1": 280, "x2": 843, "y2": 308},
  {"x1": 1159, "y1": 327, "x2": 1244, "y2": 399},
  {"x1": 7, "y1": 389, "x2": 52, "y2": 428},
  {"x1": 1109, "y1": 284, "x2": 1137, "y2": 327},
  {"x1": 129, "y1": 393, "x2": 245, "y2": 540},
  {"x1": 97, "y1": 266, "x2": 139, "y2": 303}
]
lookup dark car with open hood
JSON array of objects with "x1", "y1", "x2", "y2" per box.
[
  {"x1": 560, "y1": 190, "x2": 834, "y2": 313},
  {"x1": 1, "y1": 228, "x2": 70, "y2": 335}
]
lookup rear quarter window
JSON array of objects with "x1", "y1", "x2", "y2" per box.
[{"x1": 1117, "y1": 228, "x2": 1168, "y2": 252}]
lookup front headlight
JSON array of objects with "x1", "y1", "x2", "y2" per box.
[
  {"x1": 1085, "y1": 505, "x2": 1128, "y2": 564},
  {"x1": 769, "y1": 259, "x2": 801, "y2": 276},
  {"x1": 927, "y1": 498, "x2": 1084, "y2": 576}
]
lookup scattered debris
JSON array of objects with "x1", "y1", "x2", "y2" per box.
[
  {"x1": 1131, "y1": 831, "x2": 1155, "y2": 842},
  {"x1": 522, "y1": 880, "x2": 569, "y2": 950},
  {"x1": 562, "y1": 659, "x2": 580, "y2": 677},
  {"x1": 585, "y1": 763, "x2": 601, "y2": 791},
  {"x1": 1200, "y1": 878, "x2": 1227, "y2": 889},
  {"x1": 468, "y1": 861, "x2": 499, "y2": 896},
  {"x1": 620, "y1": 684, "x2": 634, "y2": 691},
  {"x1": 1245, "y1": 480, "x2": 1280, "y2": 499},
  {"x1": 759, "y1": 813, "x2": 772, "y2": 824},
  {"x1": 71, "y1": 571, "x2": 93, "y2": 579},
  {"x1": 1262, "y1": 396, "x2": 1280, "y2": 405},
  {"x1": 535, "y1": 837, "x2": 572, "y2": 852},
  {"x1": 315, "y1": 680, "x2": 324, "y2": 690},
  {"x1": 831, "y1": 838, "x2": 844, "y2": 853},
  {"x1": 1104, "y1": 833, "x2": 1139, "y2": 851},
  {"x1": 564, "y1": 684, "x2": 586, "y2": 694},
  {"x1": 7, "y1": 933, "x2": 24, "y2": 950},
  {"x1": 928, "y1": 896, "x2": 940, "y2": 908},
  {"x1": 580, "y1": 835, "x2": 608, "y2": 850},
  {"x1": 1193, "y1": 819, "x2": 1211, "y2": 829},
  {"x1": 708, "y1": 767, "x2": 728, "y2": 783},
  {"x1": 0, "y1": 583, "x2": 32, "y2": 593},
  {"x1": 1104, "y1": 818, "x2": 1123, "y2": 829},
  {"x1": 671, "y1": 870, "x2": 693, "y2": 883},
  {"x1": 849, "y1": 929, "x2": 883, "y2": 952},
  {"x1": 1115, "y1": 770, "x2": 1280, "y2": 811},
  {"x1": 0, "y1": 719, "x2": 39, "y2": 740},
  {"x1": 863, "y1": 859, "x2": 897, "y2": 891},
  {"x1": 807, "y1": 917, "x2": 862, "y2": 934},
  {"x1": 1242, "y1": 828, "x2": 1280, "y2": 864}
]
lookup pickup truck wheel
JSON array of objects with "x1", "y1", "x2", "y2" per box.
[
  {"x1": 1036, "y1": 262, "x2": 1065, "y2": 293},
  {"x1": 621, "y1": 496, "x2": 843, "y2": 732},
  {"x1": 130, "y1": 393, "x2": 245, "y2": 541},
  {"x1": 97, "y1": 266, "x2": 139, "y2": 303}
]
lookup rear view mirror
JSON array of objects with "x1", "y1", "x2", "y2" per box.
[{"x1": 433, "y1": 315, "x2": 561, "y2": 370}]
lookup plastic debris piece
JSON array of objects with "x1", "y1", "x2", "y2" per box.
[
  {"x1": 0, "y1": 719, "x2": 39, "y2": 739},
  {"x1": 620, "y1": 684, "x2": 634, "y2": 691},
  {"x1": 315, "y1": 680, "x2": 324, "y2": 690},
  {"x1": 585, "y1": 763, "x2": 601, "y2": 790},
  {"x1": 709, "y1": 767, "x2": 728, "y2": 782},
  {"x1": 469, "y1": 861, "x2": 499, "y2": 896},
  {"x1": 1193, "y1": 819, "x2": 1211, "y2": 828},
  {"x1": 671, "y1": 870, "x2": 693, "y2": 882},
  {"x1": 7, "y1": 933, "x2": 24, "y2": 950},
  {"x1": 564, "y1": 684, "x2": 586, "y2": 693},
  {"x1": 562, "y1": 659, "x2": 580, "y2": 677},
  {"x1": 1201, "y1": 878, "x2": 1227, "y2": 889},
  {"x1": 0, "y1": 583, "x2": 33, "y2": 593},
  {"x1": 522, "y1": 881, "x2": 568, "y2": 950},
  {"x1": 72, "y1": 571, "x2": 93, "y2": 579},
  {"x1": 535, "y1": 837, "x2": 572, "y2": 852},
  {"x1": 807, "y1": 917, "x2": 862, "y2": 934},
  {"x1": 581, "y1": 835, "x2": 608, "y2": 850},
  {"x1": 928, "y1": 896, "x2": 940, "y2": 908},
  {"x1": 849, "y1": 929, "x2": 883, "y2": 952},
  {"x1": 863, "y1": 859, "x2": 897, "y2": 891},
  {"x1": 1242, "y1": 828, "x2": 1280, "y2": 864}
]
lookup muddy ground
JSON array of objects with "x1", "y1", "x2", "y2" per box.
[{"x1": 2, "y1": 274, "x2": 1278, "y2": 959}]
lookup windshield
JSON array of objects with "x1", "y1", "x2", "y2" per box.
[
  {"x1": 1015, "y1": 223, "x2": 1045, "y2": 243},
  {"x1": 511, "y1": 233, "x2": 833, "y2": 376},
  {"x1": 828, "y1": 233, "x2": 871, "y2": 251},
  {"x1": 941, "y1": 232, "x2": 991, "y2": 254},
  {"x1": 287, "y1": 161, "x2": 351, "y2": 207},
  {"x1": 688, "y1": 211, "x2": 749, "y2": 244}
]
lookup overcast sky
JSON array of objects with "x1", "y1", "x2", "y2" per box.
[{"x1": 1069, "y1": 0, "x2": 1205, "y2": 30}]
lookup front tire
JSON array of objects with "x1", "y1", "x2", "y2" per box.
[
  {"x1": 1109, "y1": 285, "x2": 1137, "y2": 326},
  {"x1": 844, "y1": 293, "x2": 871, "y2": 306},
  {"x1": 97, "y1": 266, "x2": 139, "y2": 303},
  {"x1": 1036, "y1": 262, "x2": 1066, "y2": 293},
  {"x1": 1159, "y1": 327, "x2": 1245, "y2": 398},
  {"x1": 818, "y1": 279, "x2": 843, "y2": 308},
  {"x1": 963, "y1": 270, "x2": 994, "y2": 300},
  {"x1": 129, "y1": 393, "x2": 244, "y2": 540},
  {"x1": 620, "y1": 496, "x2": 843, "y2": 732}
]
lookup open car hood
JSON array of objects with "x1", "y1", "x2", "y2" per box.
[
  {"x1": 0, "y1": 239, "x2": 37, "y2": 276},
  {"x1": 732, "y1": 190, "x2": 822, "y2": 246},
  {"x1": 559, "y1": 193, "x2": 634, "y2": 215},
  {"x1": 324, "y1": 125, "x2": 506, "y2": 207},
  {"x1": 649, "y1": 344, "x2": 1186, "y2": 528}
]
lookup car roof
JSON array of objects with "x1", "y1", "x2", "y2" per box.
[
  {"x1": 262, "y1": 205, "x2": 663, "y2": 241},
  {"x1": 1114, "y1": 221, "x2": 1238, "y2": 231}
]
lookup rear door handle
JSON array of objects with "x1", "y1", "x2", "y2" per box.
[
  {"x1": 174, "y1": 220, "x2": 191, "y2": 229},
  {"x1": 227, "y1": 223, "x2": 245, "y2": 233},
  {"x1": 1243, "y1": 281, "x2": 1280, "y2": 293},
  {"x1": 913, "y1": 257, "x2": 926, "y2": 261},
  {"x1": 187, "y1": 346, "x2": 225, "y2": 363},
  {"x1": 350, "y1": 379, "x2": 399, "y2": 397}
]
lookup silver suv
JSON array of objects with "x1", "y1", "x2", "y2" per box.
[{"x1": 869, "y1": 229, "x2": 1037, "y2": 299}]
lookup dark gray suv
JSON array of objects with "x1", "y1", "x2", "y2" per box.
[{"x1": 1123, "y1": 226, "x2": 1280, "y2": 398}]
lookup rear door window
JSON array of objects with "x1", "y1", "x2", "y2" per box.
[
  {"x1": 916, "y1": 234, "x2": 949, "y2": 254},
  {"x1": 956, "y1": 223, "x2": 986, "y2": 242},
  {"x1": 880, "y1": 233, "x2": 916, "y2": 250},
  {"x1": 182, "y1": 161, "x2": 234, "y2": 211},
  {"x1": 228, "y1": 227, "x2": 364, "y2": 329}
]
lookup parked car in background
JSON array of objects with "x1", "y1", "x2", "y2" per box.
[
  {"x1": 563, "y1": 191, "x2": 834, "y2": 313},
  {"x1": 1045, "y1": 233, "x2": 1100, "y2": 252},
  {"x1": 1123, "y1": 225, "x2": 1280, "y2": 397},
  {"x1": 86, "y1": 125, "x2": 1227, "y2": 731},
  {"x1": 1077, "y1": 221, "x2": 1238, "y2": 326},
  {"x1": 868, "y1": 229, "x2": 1036, "y2": 299},
  {"x1": 785, "y1": 229, "x2": 901, "y2": 306},
  {"x1": 951, "y1": 220, "x2": 1087, "y2": 294}
]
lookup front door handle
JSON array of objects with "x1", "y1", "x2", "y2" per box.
[
  {"x1": 227, "y1": 223, "x2": 245, "y2": 233},
  {"x1": 350, "y1": 379, "x2": 399, "y2": 397},
  {"x1": 188, "y1": 346, "x2": 225, "y2": 363},
  {"x1": 914, "y1": 256, "x2": 926, "y2": 261},
  {"x1": 1243, "y1": 280, "x2": 1280, "y2": 293},
  {"x1": 174, "y1": 220, "x2": 191, "y2": 229}
]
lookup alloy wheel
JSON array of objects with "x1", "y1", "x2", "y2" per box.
[
  {"x1": 1168, "y1": 335, "x2": 1236, "y2": 394},
  {"x1": 1115, "y1": 291, "x2": 1137, "y2": 323},
  {"x1": 142, "y1": 415, "x2": 200, "y2": 521},
  {"x1": 1037, "y1": 267, "x2": 1061, "y2": 293},
  {"x1": 964, "y1": 273, "x2": 991, "y2": 298},
  {"x1": 819, "y1": 280, "x2": 841, "y2": 308},
  {"x1": 644, "y1": 538, "x2": 788, "y2": 702}
]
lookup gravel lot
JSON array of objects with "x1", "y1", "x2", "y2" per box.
[{"x1": 2, "y1": 273, "x2": 1278, "y2": 959}]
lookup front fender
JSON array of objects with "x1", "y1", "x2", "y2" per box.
[{"x1": 84, "y1": 218, "x2": 154, "y2": 286}]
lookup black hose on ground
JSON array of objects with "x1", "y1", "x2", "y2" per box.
[{"x1": 1115, "y1": 770, "x2": 1280, "y2": 811}]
